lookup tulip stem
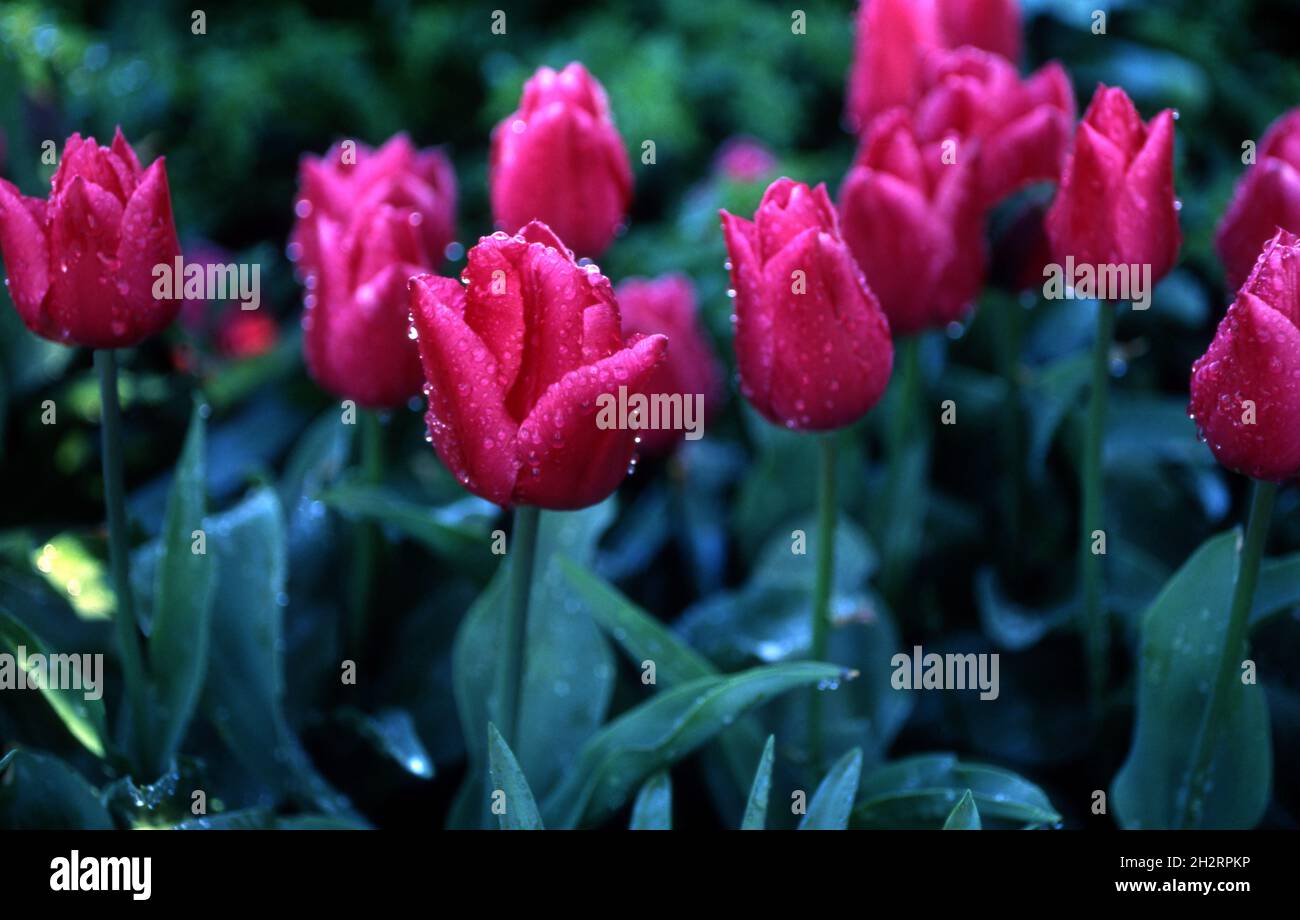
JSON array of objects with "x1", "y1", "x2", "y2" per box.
[
  {"x1": 496, "y1": 504, "x2": 540, "y2": 750},
  {"x1": 808, "y1": 433, "x2": 838, "y2": 774},
  {"x1": 1081, "y1": 301, "x2": 1116, "y2": 717},
  {"x1": 347, "y1": 410, "x2": 384, "y2": 660},
  {"x1": 95, "y1": 350, "x2": 148, "y2": 751},
  {"x1": 1179, "y1": 478, "x2": 1276, "y2": 829},
  {"x1": 882, "y1": 335, "x2": 922, "y2": 605}
]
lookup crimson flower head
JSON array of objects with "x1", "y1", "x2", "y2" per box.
[
  {"x1": 490, "y1": 63, "x2": 632, "y2": 259},
  {"x1": 913, "y1": 48, "x2": 1075, "y2": 207},
  {"x1": 721, "y1": 178, "x2": 893, "y2": 431},
  {"x1": 839, "y1": 110, "x2": 986, "y2": 335},
  {"x1": 410, "y1": 222, "x2": 666, "y2": 510},
  {"x1": 301, "y1": 199, "x2": 430, "y2": 409},
  {"x1": 1190, "y1": 229, "x2": 1300, "y2": 481},
  {"x1": 1216, "y1": 108, "x2": 1300, "y2": 291},
  {"x1": 289, "y1": 133, "x2": 456, "y2": 282},
  {"x1": 1045, "y1": 84, "x2": 1181, "y2": 283},
  {"x1": 845, "y1": 0, "x2": 1021, "y2": 133},
  {"x1": 0, "y1": 128, "x2": 181, "y2": 348},
  {"x1": 615, "y1": 274, "x2": 724, "y2": 456}
]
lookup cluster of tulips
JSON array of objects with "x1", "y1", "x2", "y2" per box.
[{"x1": 2, "y1": 0, "x2": 1299, "y2": 783}]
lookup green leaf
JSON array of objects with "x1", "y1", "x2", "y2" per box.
[
  {"x1": 799, "y1": 747, "x2": 862, "y2": 830},
  {"x1": 543, "y1": 662, "x2": 848, "y2": 829},
  {"x1": 557, "y1": 555, "x2": 714, "y2": 685},
  {"x1": 1251, "y1": 550, "x2": 1300, "y2": 628},
  {"x1": 740, "y1": 735, "x2": 776, "y2": 830},
  {"x1": 943, "y1": 790, "x2": 982, "y2": 830},
  {"x1": 853, "y1": 754, "x2": 1060, "y2": 829},
  {"x1": 1112, "y1": 530, "x2": 1271, "y2": 829},
  {"x1": 146, "y1": 401, "x2": 215, "y2": 771},
  {"x1": 338, "y1": 707, "x2": 435, "y2": 779},
  {"x1": 0, "y1": 610, "x2": 108, "y2": 757},
  {"x1": 1025, "y1": 352, "x2": 1089, "y2": 475},
  {"x1": 321, "y1": 481, "x2": 495, "y2": 575},
  {"x1": 629, "y1": 771, "x2": 673, "y2": 830},
  {"x1": 0, "y1": 749, "x2": 112, "y2": 829},
  {"x1": 487, "y1": 723, "x2": 543, "y2": 830},
  {"x1": 199, "y1": 489, "x2": 355, "y2": 818},
  {"x1": 448, "y1": 501, "x2": 617, "y2": 827}
]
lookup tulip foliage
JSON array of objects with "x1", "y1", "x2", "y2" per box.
[{"x1": 1, "y1": 0, "x2": 1300, "y2": 835}]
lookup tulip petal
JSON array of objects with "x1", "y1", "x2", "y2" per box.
[
  {"x1": 1190, "y1": 291, "x2": 1300, "y2": 481},
  {"x1": 1216, "y1": 159, "x2": 1300, "y2": 291},
  {"x1": 0, "y1": 178, "x2": 52, "y2": 335},
  {"x1": 761, "y1": 229, "x2": 893, "y2": 429},
  {"x1": 722, "y1": 208, "x2": 774, "y2": 410},
  {"x1": 1116, "y1": 109, "x2": 1181, "y2": 278},
  {"x1": 1046, "y1": 120, "x2": 1128, "y2": 266},
  {"x1": 410, "y1": 274, "x2": 520, "y2": 505},
  {"x1": 513, "y1": 334, "x2": 667, "y2": 509},
  {"x1": 47, "y1": 175, "x2": 126, "y2": 346},
  {"x1": 115, "y1": 159, "x2": 182, "y2": 338}
]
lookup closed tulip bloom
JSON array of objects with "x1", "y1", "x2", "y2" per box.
[
  {"x1": 290, "y1": 133, "x2": 456, "y2": 282},
  {"x1": 490, "y1": 63, "x2": 632, "y2": 259},
  {"x1": 845, "y1": 0, "x2": 1021, "y2": 133},
  {"x1": 839, "y1": 110, "x2": 986, "y2": 334},
  {"x1": 0, "y1": 128, "x2": 181, "y2": 348},
  {"x1": 303, "y1": 201, "x2": 429, "y2": 408},
  {"x1": 1216, "y1": 109, "x2": 1300, "y2": 291},
  {"x1": 1189, "y1": 229, "x2": 1300, "y2": 481},
  {"x1": 1045, "y1": 84, "x2": 1181, "y2": 283},
  {"x1": 721, "y1": 178, "x2": 893, "y2": 430},
  {"x1": 615, "y1": 274, "x2": 724, "y2": 455},
  {"x1": 914, "y1": 48, "x2": 1075, "y2": 207},
  {"x1": 410, "y1": 222, "x2": 666, "y2": 510}
]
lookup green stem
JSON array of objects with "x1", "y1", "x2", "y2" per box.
[
  {"x1": 95, "y1": 350, "x2": 148, "y2": 756},
  {"x1": 1081, "y1": 302, "x2": 1116, "y2": 717},
  {"x1": 808, "y1": 434, "x2": 838, "y2": 774},
  {"x1": 496, "y1": 504, "x2": 540, "y2": 749},
  {"x1": 347, "y1": 410, "x2": 384, "y2": 659},
  {"x1": 1178, "y1": 478, "x2": 1276, "y2": 829},
  {"x1": 882, "y1": 335, "x2": 922, "y2": 604}
]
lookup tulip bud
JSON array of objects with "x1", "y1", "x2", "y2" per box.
[
  {"x1": 838, "y1": 110, "x2": 986, "y2": 335},
  {"x1": 0, "y1": 129, "x2": 181, "y2": 348},
  {"x1": 1216, "y1": 108, "x2": 1300, "y2": 291},
  {"x1": 845, "y1": 0, "x2": 1021, "y2": 133},
  {"x1": 1189, "y1": 229, "x2": 1300, "y2": 481},
  {"x1": 913, "y1": 48, "x2": 1075, "y2": 207},
  {"x1": 410, "y1": 222, "x2": 666, "y2": 510},
  {"x1": 302, "y1": 201, "x2": 430, "y2": 409},
  {"x1": 1045, "y1": 84, "x2": 1181, "y2": 285},
  {"x1": 721, "y1": 178, "x2": 893, "y2": 431},
  {"x1": 290, "y1": 133, "x2": 456, "y2": 282},
  {"x1": 489, "y1": 63, "x2": 632, "y2": 258},
  {"x1": 615, "y1": 274, "x2": 724, "y2": 455}
]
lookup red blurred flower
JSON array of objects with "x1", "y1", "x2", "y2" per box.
[
  {"x1": 721, "y1": 178, "x2": 893, "y2": 430},
  {"x1": 290, "y1": 133, "x2": 456, "y2": 281},
  {"x1": 410, "y1": 222, "x2": 666, "y2": 510},
  {"x1": 1189, "y1": 229, "x2": 1300, "y2": 481},
  {"x1": 1045, "y1": 84, "x2": 1181, "y2": 284},
  {"x1": 839, "y1": 110, "x2": 986, "y2": 334},
  {"x1": 845, "y1": 0, "x2": 1021, "y2": 133},
  {"x1": 490, "y1": 63, "x2": 632, "y2": 258},
  {"x1": 1216, "y1": 108, "x2": 1300, "y2": 291},
  {"x1": 715, "y1": 136, "x2": 777, "y2": 183},
  {"x1": 615, "y1": 274, "x2": 724, "y2": 455},
  {"x1": 301, "y1": 200, "x2": 430, "y2": 409},
  {"x1": 214, "y1": 308, "x2": 278, "y2": 360},
  {"x1": 0, "y1": 128, "x2": 181, "y2": 348},
  {"x1": 913, "y1": 48, "x2": 1075, "y2": 207}
]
